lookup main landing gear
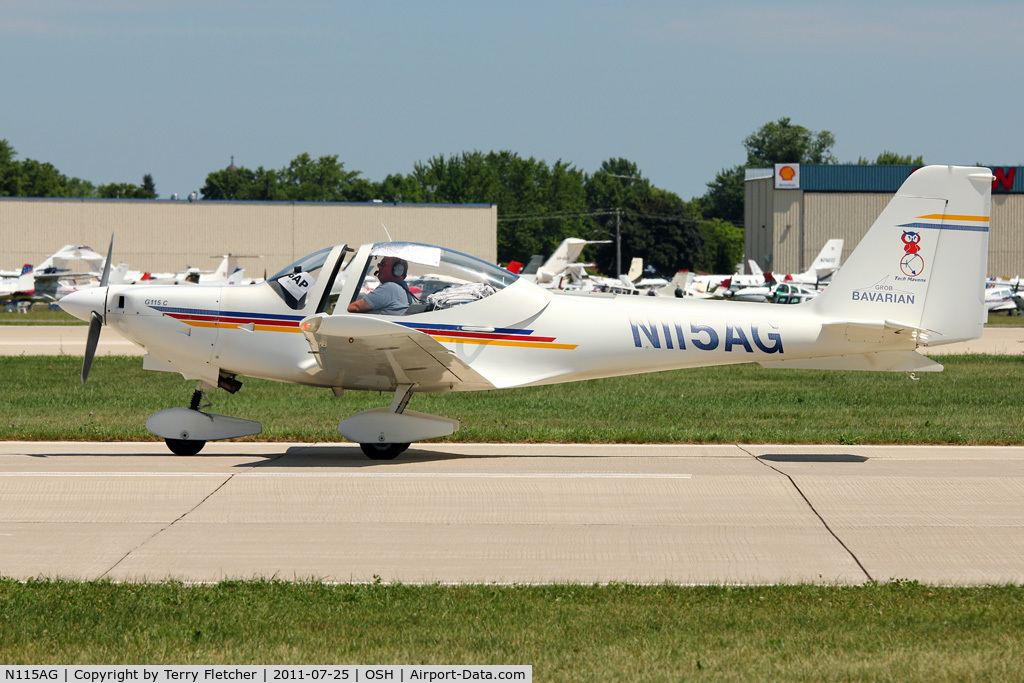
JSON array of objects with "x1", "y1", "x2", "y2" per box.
[
  {"x1": 359, "y1": 442, "x2": 411, "y2": 460},
  {"x1": 164, "y1": 390, "x2": 208, "y2": 455},
  {"x1": 148, "y1": 382, "x2": 459, "y2": 460},
  {"x1": 166, "y1": 437, "x2": 206, "y2": 456},
  {"x1": 340, "y1": 384, "x2": 459, "y2": 460},
  {"x1": 145, "y1": 384, "x2": 262, "y2": 455}
]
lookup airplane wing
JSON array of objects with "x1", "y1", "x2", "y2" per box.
[{"x1": 300, "y1": 313, "x2": 496, "y2": 392}]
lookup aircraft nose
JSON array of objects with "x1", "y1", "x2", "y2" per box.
[{"x1": 60, "y1": 287, "x2": 108, "y2": 323}]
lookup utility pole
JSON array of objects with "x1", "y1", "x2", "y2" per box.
[
  {"x1": 596, "y1": 171, "x2": 636, "y2": 278},
  {"x1": 615, "y1": 208, "x2": 622, "y2": 278}
]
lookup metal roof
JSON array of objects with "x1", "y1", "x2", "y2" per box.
[{"x1": 750, "y1": 165, "x2": 1024, "y2": 193}]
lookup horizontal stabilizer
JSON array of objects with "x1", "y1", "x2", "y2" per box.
[
  {"x1": 758, "y1": 350, "x2": 943, "y2": 373},
  {"x1": 821, "y1": 319, "x2": 931, "y2": 345}
]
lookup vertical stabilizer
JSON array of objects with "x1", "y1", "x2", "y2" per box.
[
  {"x1": 804, "y1": 238, "x2": 844, "y2": 277},
  {"x1": 810, "y1": 166, "x2": 992, "y2": 345}
]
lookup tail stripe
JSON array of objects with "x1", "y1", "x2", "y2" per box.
[
  {"x1": 918, "y1": 214, "x2": 989, "y2": 222},
  {"x1": 898, "y1": 221, "x2": 988, "y2": 233}
]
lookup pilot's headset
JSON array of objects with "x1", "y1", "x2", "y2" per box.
[{"x1": 391, "y1": 258, "x2": 408, "y2": 279}]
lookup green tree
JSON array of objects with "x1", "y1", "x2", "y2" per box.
[
  {"x1": 585, "y1": 159, "x2": 700, "y2": 276},
  {"x1": 201, "y1": 154, "x2": 368, "y2": 202},
  {"x1": 14, "y1": 159, "x2": 72, "y2": 197},
  {"x1": 415, "y1": 151, "x2": 589, "y2": 264},
  {"x1": 743, "y1": 117, "x2": 837, "y2": 167},
  {"x1": 0, "y1": 140, "x2": 20, "y2": 196},
  {"x1": 98, "y1": 182, "x2": 155, "y2": 199},
  {"x1": 695, "y1": 218, "x2": 745, "y2": 273},
  {"x1": 700, "y1": 118, "x2": 839, "y2": 226},
  {"x1": 142, "y1": 174, "x2": 158, "y2": 198},
  {"x1": 857, "y1": 151, "x2": 924, "y2": 165},
  {"x1": 98, "y1": 175, "x2": 157, "y2": 199},
  {"x1": 377, "y1": 173, "x2": 429, "y2": 204},
  {"x1": 279, "y1": 153, "x2": 364, "y2": 202},
  {"x1": 202, "y1": 166, "x2": 261, "y2": 200},
  {"x1": 696, "y1": 165, "x2": 746, "y2": 228},
  {"x1": 0, "y1": 140, "x2": 96, "y2": 198}
]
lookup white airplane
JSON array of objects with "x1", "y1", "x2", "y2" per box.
[
  {"x1": 60, "y1": 166, "x2": 992, "y2": 459},
  {"x1": 518, "y1": 237, "x2": 611, "y2": 287},
  {"x1": 129, "y1": 254, "x2": 261, "y2": 286},
  {"x1": 777, "y1": 238, "x2": 845, "y2": 286},
  {"x1": 712, "y1": 239, "x2": 844, "y2": 303},
  {"x1": 0, "y1": 263, "x2": 128, "y2": 305},
  {"x1": 688, "y1": 262, "x2": 769, "y2": 298},
  {"x1": 0, "y1": 267, "x2": 41, "y2": 305},
  {"x1": 984, "y1": 283, "x2": 1017, "y2": 313},
  {"x1": 772, "y1": 282, "x2": 821, "y2": 305},
  {"x1": 717, "y1": 238, "x2": 843, "y2": 299}
]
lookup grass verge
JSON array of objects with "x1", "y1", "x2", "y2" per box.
[
  {"x1": 1, "y1": 580, "x2": 1022, "y2": 679},
  {"x1": 2, "y1": 354, "x2": 1023, "y2": 444},
  {"x1": 0, "y1": 309, "x2": 84, "y2": 325}
]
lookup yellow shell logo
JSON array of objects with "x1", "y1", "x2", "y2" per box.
[{"x1": 778, "y1": 166, "x2": 796, "y2": 181}]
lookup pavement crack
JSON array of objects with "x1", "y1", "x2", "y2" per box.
[
  {"x1": 98, "y1": 473, "x2": 236, "y2": 579},
  {"x1": 740, "y1": 445, "x2": 874, "y2": 582}
]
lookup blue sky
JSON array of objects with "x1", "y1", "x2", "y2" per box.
[{"x1": 2, "y1": 1, "x2": 1021, "y2": 201}]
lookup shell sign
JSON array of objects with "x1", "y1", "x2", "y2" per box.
[{"x1": 774, "y1": 163, "x2": 800, "y2": 189}]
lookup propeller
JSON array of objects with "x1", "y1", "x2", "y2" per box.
[{"x1": 81, "y1": 234, "x2": 113, "y2": 385}]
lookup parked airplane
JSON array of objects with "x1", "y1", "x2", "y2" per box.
[
  {"x1": 717, "y1": 238, "x2": 844, "y2": 299},
  {"x1": 518, "y1": 238, "x2": 611, "y2": 288},
  {"x1": 60, "y1": 166, "x2": 992, "y2": 458},
  {"x1": 777, "y1": 238, "x2": 845, "y2": 286},
  {"x1": 984, "y1": 283, "x2": 1017, "y2": 313},
  {"x1": 1, "y1": 245, "x2": 131, "y2": 305},
  {"x1": 0, "y1": 262, "x2": 129, "y2": 306},
  {"x1": 772, "y1": 282, "x2": 821, "y2": 305},
  {"x1": 0, "y1": 268, "x2": 40, "y2": 305},
  {"x1": 127, "y1": 254, "x2": 261, "y2": 285}
]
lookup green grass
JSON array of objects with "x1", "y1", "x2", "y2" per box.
[
  {"x1": 985, "y1": 310, "x2": 1024, "y2": 326},
  {"x1": 3, "y1": 354, "x2": 1023, "y2": 676},
  {"x1": 1, "y1": 580, "x2": 1022, "y2": 679},
  {"x1": 2, "y1": 354, "x2": 1022, "y2": 445},
  {"x1": 0, "y1": 307, "x2": 83, "y2": 325}
]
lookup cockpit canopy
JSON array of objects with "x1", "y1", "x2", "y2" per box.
[{"x1": 269, "y1": 241, "x2": 521, "y2": 315}]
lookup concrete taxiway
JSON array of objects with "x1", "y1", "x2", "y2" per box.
[{"x1": 1, "y1": 441, "x2": 1021, "y2": 585}]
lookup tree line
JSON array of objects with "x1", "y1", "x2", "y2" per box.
[{"x1": 0, "y1": 119, "x2": 922, "y2": 275}]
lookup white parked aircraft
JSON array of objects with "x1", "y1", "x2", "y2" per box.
[
  {"x1": 984, "y1": 283, "x2": 1017, "y2": 313},
  {"x1": 777, "y1": 238, "x2": 845, "y2": 286},
  {"x1": 60, "y1": 166, "x2": 992, "y2": 458},
  {"x1": 517, "y1": 237, "x2": 610, "y2": 287},
  {"x1": 127, "y1": 254, "x2": 261, "y2": 285},
  {"x1": 717, "y1": 238, "x2": 844, "y2": 298}
]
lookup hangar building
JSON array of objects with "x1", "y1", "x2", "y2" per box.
[
  {"x1": 0, "y1": 198, "x2": 497, "y2": 276},
  {"x1": 745, "y1": 165, "x2": 1024, "y2": 277}
]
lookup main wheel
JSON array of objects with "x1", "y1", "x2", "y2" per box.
[
  {"x1": 165, "y1": 438, "x2": 206, "y2": 455},
  {"x1": 359, "y1": 442, "x2": 410, "y2": 460}
]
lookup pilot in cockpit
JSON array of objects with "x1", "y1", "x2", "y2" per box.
[{"x1": 347, "y1": 256, "x2": 415, "y2": 315}]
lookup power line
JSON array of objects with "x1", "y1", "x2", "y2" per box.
[
  {"x1": 497, "y1": 209, "x2": 617, "y2": 222},
  {"x1": 498, "y1": 208, "x2": 695, "y2": 224}
]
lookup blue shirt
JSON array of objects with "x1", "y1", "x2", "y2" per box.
[{"x1": 363, "y1": 281, "x2": 410, "y2": 316}]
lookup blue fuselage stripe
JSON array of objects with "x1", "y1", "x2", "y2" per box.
[
  {"x1": 898, "y1": 222, "x2": 989, "y2": 233},
  {"x1": 150, "y1": 305, "x2": 305, "y2": 321},
  {"x1": 397, "y1": 321, "x2": 534, "y2": 335}
]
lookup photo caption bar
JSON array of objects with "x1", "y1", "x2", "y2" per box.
[{"x1": 0, "y1": 667, "x2": 531, "y2": 683}]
